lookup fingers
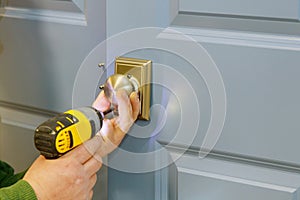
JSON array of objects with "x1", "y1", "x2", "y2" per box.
[
  {"x1": 92, "y1": 91, "x2": 111, "y2": 112},
  {"x1": 89, "y1": 190, "x2": 94, "y2": 200},
  {"x1": 88, "y1": 175, "x2": 97, "y2": 200},
  {"x1": 89, "y1": 174, "x2": 98, "y2": 189},
  {"x1": 63, "y1": 144, "x2": 92, "y2": 164},
  {"x1": 65, "y1": 135, "x2": 103, "y2": 164},
  {"x1": 84, "y1": 157, "x2": 102, "y2": 177},
  {"x1": 130, "y1": 92, "x2": 140, "y2": 120},
  {"x1": 115, "y1": 90, "x2": 133, "y2": 133}
]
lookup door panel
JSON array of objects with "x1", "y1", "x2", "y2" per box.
[
  {"x1": 107, "y1": 0, "x2": 300, "y2": 199},
  {"x1": 201, "y1": 43, "x2": 300, "y2": 165},
  {"x1": 0, "y1": 0, "x2": 105, "y2": 112},
  {"x1": 153, "y1": 38, "x2": 300, "y2": 166},
  {"x1": 179, "y1": 0, "x2": 300, "y2": 20},
  {"x1": 175, "y1": 153, "x2": 300, "y2": 200},
  {"x1": 0, "y1": 124, "x2": 38, "y2": 172}
]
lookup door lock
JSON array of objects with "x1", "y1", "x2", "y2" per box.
[{"x1": 100, "y1": 57, "x2": 152, "y2": 120}]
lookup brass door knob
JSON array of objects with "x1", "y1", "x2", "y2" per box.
[{"x1": 102, "y1": 74, "x2": 139, "y2": 106}]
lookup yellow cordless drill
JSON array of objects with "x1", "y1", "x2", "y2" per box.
[
  {"x1": 34, "y1": 73, "x2": 139, "y2": 159},
  {"x1": 34, "y1": 107, "x2": 104, "y2": 159}
]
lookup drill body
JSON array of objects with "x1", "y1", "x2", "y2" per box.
[{"x1": 34, "y1": 107, "x2": 103, "y2": 159}]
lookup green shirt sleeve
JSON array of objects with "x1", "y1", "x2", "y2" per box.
[
  {"x1": 0, "y1": 160, "x2": 26, "y2": 188},
  {"x1": 0, "y1": 160, "x2": 37, "y2": 199},
  {"x1": 0, "y1": 180, "x2": 37, "y2": 200}
]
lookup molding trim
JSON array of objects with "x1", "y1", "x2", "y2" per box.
[
  {"x1": 164, "y1": 143, "x2": 300, "y2": 174},
  {"x1": 72, "y1": 0, "x2": 85, "y2": 13},
  {"x1": 162, "y1": 26, "x2": 300, "y2": 51},
  {"x1": 0, "y1": 103, "x2": 55, "y2": 131},
  {"x1": 172, "y1": 152, "x2": 300, "y2": 195},
  {"x1": 178, "y1": 0, "x2": 300, "y2": 21},
  {"x1": 0, "y1": 6, "x2": 87, "y2": 26},
  {"x1": 178, "y1": 167, "x2": 296, "y2": 193},
  {"x1": 169, "y1": 0, "x2": 179, "y2": 24}
]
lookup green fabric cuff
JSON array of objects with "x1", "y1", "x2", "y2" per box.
[
  {"x1": 0, "y1": 160, "x2": 27, "y2": 188},
  {"x1": 0, "y1": 171, "x2": 27, "y2": 188},
  {"x1": 0, "y1": 180, "x2": 37, "y2": 200}
]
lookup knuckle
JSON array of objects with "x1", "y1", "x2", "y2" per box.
[{"x1": 74, "y1": 174, "x2": 85, "y2": 185}]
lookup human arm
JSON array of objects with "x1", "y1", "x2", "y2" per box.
[{"x1": 22, "y1": 90, "x2": 139, "y2": 200}]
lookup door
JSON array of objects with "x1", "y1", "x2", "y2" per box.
[
  {"x1": 106, "y1": 0, "x2": 300, "y2": 199},
  {"x1": 0, "y1": 0, "x2": 107, "y2": 199}
]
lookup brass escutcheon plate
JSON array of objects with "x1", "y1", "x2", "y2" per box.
[{"x1": 115, "y1": 57, "x2": 151, "y2": 120}]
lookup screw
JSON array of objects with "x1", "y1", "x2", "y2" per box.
[
  {"x1": 99, "y1": 85, "x2": 105, "y2": 90},
  {"x1": 127, "y1": 74, "x2": 132, "y2": 79},
  {"x1": 98, "y1": 63, "x2": 105, "y2": 68}
]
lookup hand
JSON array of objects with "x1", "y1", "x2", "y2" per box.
[
  {"x1": 23, "y1": 90, "x2": 139, "y2": 199},
  {"x1": 92, "y1": 90, "x2": 140, "y2": 157},
  {"x1": 23, "y1": 140, "x2": 102, "y2": 200}
]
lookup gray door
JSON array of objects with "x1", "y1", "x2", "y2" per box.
[
  {"x1": 0, "y1": 0, "x2": 107, "y2": 199},
  {"x1": 1, "y1": 1, "x2": 300, "y2": 199},
  {"x1": 106, "y1": 0, "x2": 300, "y2": 199}
]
